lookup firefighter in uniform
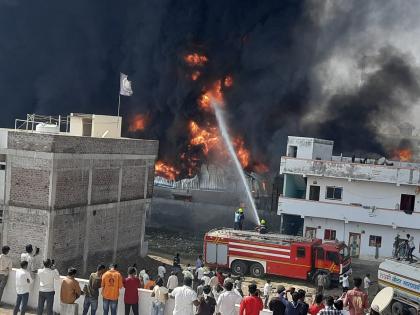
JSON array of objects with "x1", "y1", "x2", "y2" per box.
[
  {"x1": 256, "y1": 219, "x2": 268, "y2": 234},
  {"x1": 234, "y1": 208, "x2": 245, "y2": 230}
]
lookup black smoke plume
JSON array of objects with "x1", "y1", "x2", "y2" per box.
[{"x1": 0, "y1": 0, "x2": 419, "y2": 178}]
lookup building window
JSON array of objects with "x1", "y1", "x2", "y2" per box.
[
  {"x1": 400, "y1": 194, "x2": 415, "y2": 214},
  {"x1": 324, "y1": 229, "x2": 336, "y2": 241},
  {"x1": 369, "y1": 235, "x2": 382, "y2": 247},
  {"x1": 326, "y1": 187, "x2": 342, "y2": 200},
  {"x1": 297, "y1": 247, "x2": 306, "y2": 258},
  {"x1": 305, "y1": 227, "x2": 317, "y2": 238}
]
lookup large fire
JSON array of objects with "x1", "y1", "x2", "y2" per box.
[
  {"x1": 128, "y1": 114, "x2": 147, "y2": 132},
  {"x1": 393, "y1": 148, "x2": 413, "y2": 161},
  {"x1": 151, "y1": 53, "x2": 268, "y2": 180},
  {"x1": 184, "y1": 53, "x2": 208, "y2": 66},
  {"x1": 155, "y1": 161, "x2": 180, "y2": 181},
  {"x1": 189, "y1": 121, "x2": 220, "y2": 154}
]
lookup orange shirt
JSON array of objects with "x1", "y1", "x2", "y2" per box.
[{"x1": 101, "y1": 269, "x2": 123, "y2": 301}]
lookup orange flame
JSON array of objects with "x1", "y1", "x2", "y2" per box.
[
  {"x1": 233, "y1": 137, "x2": 250, "y2": 168},
  {"x1": 155, "y1": 161, "x2": 180, "y2": 181},
  {"x1": 393, "y1": 148, "x2": 413, "y2": 161},
  {"x1": 184, "y1": 53, "x2": 208, "y2": 66},
  {"x1": 198, "y1": 80, "x2": 223, "y2": 110},
  {"x1": 254, "y1": 162, "x2": 269, "y2": 173},
  {"x1": 191, "y1": 70, "x2": 201, "y2": 81},
  {"x1": 189, "y1": 121, "x2": 221, "y2": 154},
  {"x1": 224, "y1": 75, "x2": 233, "y2": 87},
  {"x1": 128, "y1": 114, "x2": 147, "y2": 132}
]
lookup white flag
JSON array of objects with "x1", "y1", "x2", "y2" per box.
[{"x1": 120, "y1": 73, "x2": 133, "y2": 96}]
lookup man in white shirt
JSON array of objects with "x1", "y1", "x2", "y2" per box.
[
  {"x1": 151, "y1": 277, "x2": 169, "y2": 315},
  {"x1": 37, "y1": 259, "x2": 60, "y2": 315},
  {"x1": 263, "y1": 279, "x2": 272, "y2": 308},
  {"x1": 183, "y1": 265, "x2": 194, "y2": 279},
  {"x1": 158, "y1": 263, "x2": 167, "y2": 280},
  {"x1": 209, "y1": 273, "x2": 219, "y2": 288},
  {"x1": 167, "y1": 271, "x2": 179, "y2": 292},
  {"x1": 340, "y1": 274, "x2": 350, "y2": 290},
  {"x1": 216, "y1": 281, "x2": 242, "y2": 315},
  {"x1": 201, "y1": 272, "x2": 211, "y2": 286},
  {"x1": 0, "y1": 245, "x2": 12, "y2": 305},
  {"x1": 14, "y1": 260, "x2": 33, "y2": 315},
  {"x1": 21, "y1": 244, "x2": 39, "y2": 276},
  {"x1": 170, "y1": 277, "x2": 200, "y2": 315},
  {"x1": 364, "y1": 274, "x2": 373, "y2": 296},
  {"x1": 196, "y1": 266, "x2": 205, "y2": 281}
]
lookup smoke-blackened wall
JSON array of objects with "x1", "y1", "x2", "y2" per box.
[{"x1": 0, "y1": 0, "x2": 419, "y2": 175}]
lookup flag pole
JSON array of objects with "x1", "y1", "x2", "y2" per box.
[
  {"x1": 117, "y1": 93, "x2": 121, "y2": 131},
  {"x1": 117, "y1": 93, "x2": 121, "y2": 117}
]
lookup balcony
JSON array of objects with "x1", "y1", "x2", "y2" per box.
[
  {"x1": 280, "y1": 157, "x2": 420, "y2": 186},
  {"x1": 277, "y1": 196, "x2": 420, "y2": 230}
]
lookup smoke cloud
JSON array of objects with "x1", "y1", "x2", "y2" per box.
[{"x1": 0, "y1": 0, "x2": 419, "y2": 176}]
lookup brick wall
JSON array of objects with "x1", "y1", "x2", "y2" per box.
[
  {"x1": 51, "y1": 201, "x2": 146, "y2": 276},
  {"x1": 121, "y1": 165, "x2": 146, "y2": 201},
  {"x1": 9, "y1": 167, "x2": 50, "y2": 209},
  {"x1": 51, "y1": 209, "x2": 86, "y2": 273},
  {"x1": 54, "y1": 169, "x2": 89, "y2": 208},
  {"x1": 5, "y1": 207, "x2": 48, "y2": 266},
  {"x1": 7, "y1": 131, "x2": 159, "y2": 156},
  {"x1": 91, "y1": 168, "x2": 119, "y2": 204}
]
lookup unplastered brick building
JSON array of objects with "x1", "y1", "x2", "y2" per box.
[{"x1": 0, "y1": 114, "x2": 158, "y2": 275}]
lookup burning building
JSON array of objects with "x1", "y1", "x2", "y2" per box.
[{"x1": 278, "y1": 136, "x2": 420, "y2": 259}]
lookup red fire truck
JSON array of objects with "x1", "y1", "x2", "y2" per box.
[{"x1": 204, "y1": 229, "x2": 352, "y2": 287}]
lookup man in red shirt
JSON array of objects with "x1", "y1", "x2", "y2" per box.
[
  {"x1": 344, "y1": 277, "x2": 368, "y2": 315},
  {"x1": 309, "y1": 293, "x2": 325, "y2": 315},
  {"x1": 240, "y1": 284, "x2": 263, "y2": 315},
  {"x1": 123, "y1": 267, "x2": 141, "y2": 315}
]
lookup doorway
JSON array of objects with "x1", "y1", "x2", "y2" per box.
[
  {"x1": 348, "y1": 233, "x2": 361, "y2": 258},
  {"x1": 309, "y1": 186, "x2": 320, "y2": 201}
]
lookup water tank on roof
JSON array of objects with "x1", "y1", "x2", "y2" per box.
[{"x1": 35, "y1": 123, "x2": 60, "y2": 134}]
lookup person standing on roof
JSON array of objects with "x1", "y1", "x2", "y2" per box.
[{"x1": 234, "y1": 206, "x2": 245, "y2": 230}]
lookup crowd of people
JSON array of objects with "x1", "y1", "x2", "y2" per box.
[
  {"x1": 267, "y1": 276, "x2": 374, "y2": 315},
  {"x1": 0, "y1": 244, "x2": 379, "y2": 315}
]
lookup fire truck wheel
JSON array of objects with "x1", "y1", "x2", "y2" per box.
[
  {"x1": 231, "y1": 260, "x2": 248, "y2": 276},
  {"x1": 391, "y1": 302, "x2": 403, "y2": 315},
  {"x1": 407, "y1": 307, "x2": 417, "y2": 315},
  {"x1": 250, "y1": 263, "x2": 265, "y2": 278}
]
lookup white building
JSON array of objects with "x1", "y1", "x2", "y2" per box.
[{"x1": 278, "y1": 136, "x2": 420, "y2": 260}]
